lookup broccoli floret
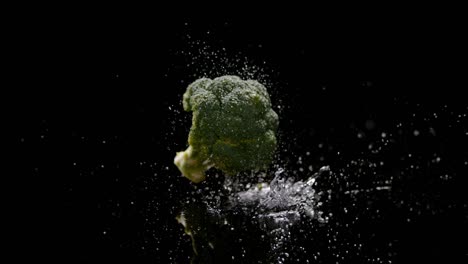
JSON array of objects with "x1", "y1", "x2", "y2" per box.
[{"x1": 174, "y1": 76, "x2": 279, "y2": 183}]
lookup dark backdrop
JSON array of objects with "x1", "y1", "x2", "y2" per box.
[{"x1": 16, "y1": 11, "x2": 467, "y2": 263}]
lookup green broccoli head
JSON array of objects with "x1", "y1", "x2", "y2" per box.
[{"x1": 174, "y1": 75, "x2": 279, "y2": 183}]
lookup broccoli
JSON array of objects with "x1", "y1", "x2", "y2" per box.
[{"x1": 174, "y1": 75, "x2": 279, "y2": 183}]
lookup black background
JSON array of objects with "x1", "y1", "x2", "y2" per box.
[{"x1": 15, "y1": 10, "x2": 467, "y2": 263}]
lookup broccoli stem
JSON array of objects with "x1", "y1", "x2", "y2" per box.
[{"x1": 174, "y1": 146, "x2": 210, "y2": 183}]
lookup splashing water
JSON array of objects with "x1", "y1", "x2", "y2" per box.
[
  {"x1": 230, "y1": 166, "x2": 330, "y2": 263},
  {"x1": 178, "y1": 165, "x2": 331, "y2": 263},
  {"x1": 230, "y1": 166, "x2": 330, "y2": 226}
]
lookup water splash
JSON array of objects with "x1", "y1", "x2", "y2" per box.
[
  {"x1": 178, "y1": 166, "x2": 331, "y2": 263},
  {"x1": 229, "y1": 166, "x2": 330, "y2": 263},
  {"x1": 230, "y1": 166, "x2": 330, "y2": 226}
]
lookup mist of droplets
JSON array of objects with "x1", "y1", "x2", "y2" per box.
[{"x1": 146, "y1": 41, "x2": 468, "y2": 263}]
